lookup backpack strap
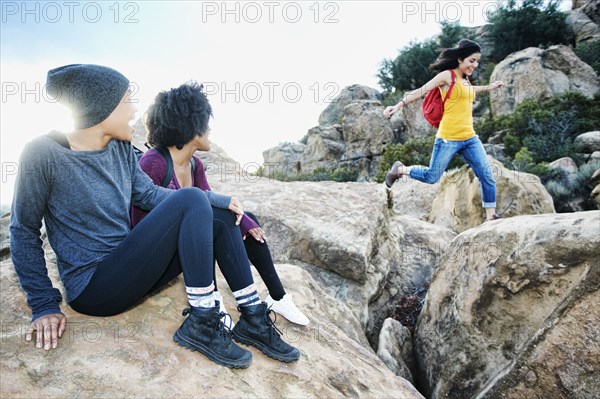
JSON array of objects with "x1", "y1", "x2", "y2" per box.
[
  {"x1": 442, "y1": 69, "x2": 456, "y2": 103},
  {"x1": 190, "y1": 156, "x2": 197, "y2": 186},
  {"x1": 155, "y1": 147, "x2": 197, "y2": 188},
  {"x1": 156, "y1": 147, "x2": 174, "y2": 188}
]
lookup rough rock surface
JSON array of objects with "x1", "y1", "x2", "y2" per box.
[
  {"x1": 428, "y1": 158, "x2": 555, "y2": 233},
  {"x1": 566, "y1": 9, "x2": 600, "y2": 43},
  {"x1": 377, "y1": 318, "x2": 416, "y2": 383},
  {"x1": 318, "y1": 84, "x2": 382, "y2": 126},
  {"x1": 548, "y1": 156, "x2": 579, "y2": 175},
  {"x1": 415, "y1": 211, "x2": 600, "y2": 399},
  {"x1": 574, "y1": 131, "x2": 600, "y2": 153},
  {"x1": 489, "y1": 45, "x2": 600, "y2": 116},
  {"x1": 0, "y1": 257, "x2": 423, "y2": 399}
]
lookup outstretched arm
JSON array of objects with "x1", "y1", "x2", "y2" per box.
[
  {"x1": 473, "y1": 80, "x2": 504, "y2": 93},
  {"x1": 383, "y1": 70, "x2": 453, "y2": 118}
]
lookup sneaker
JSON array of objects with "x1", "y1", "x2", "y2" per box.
[
  {"x1": 265, "y1": 294, "x2": 310, "y2": 326},
  {"x1": 214, "y1": 291, "x2": 235, "y2": 329},
  {"x1": 233, "y1": 302, "x2": 300, "y2": 363},
  {"x1": 485, "y1": 214, "x2": 502, "y2": 222},
  {"x1": 385, "y1": 161, "x2": 405, "y2": 188}
]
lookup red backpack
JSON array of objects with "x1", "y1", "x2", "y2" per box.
[{"x1": 422, "y1": 69, "x2": 456, "y2": 128}]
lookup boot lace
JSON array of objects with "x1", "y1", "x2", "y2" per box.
[{"x1": 265, "y1": 307, "x2": 283, "y2": 338}]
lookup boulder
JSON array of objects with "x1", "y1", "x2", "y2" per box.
[
  {"x1": 566, "y1": 9, "x2": 600, "y2": 43},
  {"x1": 340, "y1": 100, "x2": 395, "y2": 176},
  {"x1": 0, "y1": 256, "x2": 423, "y2": 399},
  {"x1": 366, "y1": 215, "x2": 456, "y2": 348},
  {"x1": 399, "y1": 96, "x2": 437, "y2": 141},
  {"x1": 262, "y1": 141, "x2": 306, "y2": 178},
  {"x1": 548, "y1": 156, "x2": 579, "y2": 175},
  {"x1": 574, "y1": 131, "x2": 600, "y2": 153},
  {"x1": 390, "y1": 178, "x2": 441, "y2": 221},
  {"x1": 573, "y1": 0, "x2": 600, "y2": 25},
  {"x1": 377, "y1": 318, "x2": 416, "y2": 383},
  {"x1": 428, "y1": 158, "x2": 555, "y2": 233},
  {"x1": 318, "y1": 85, "x2": 383, "y2": 127},
  {"x1": 300, "y1": 125, "x2": 345, "y2": 173},
  {"x1": 489, "y1": 45, "x2": 600, "y2": 116},
  {"x1": 415, "y1": 211, "x2": 600, "y2": 399}
]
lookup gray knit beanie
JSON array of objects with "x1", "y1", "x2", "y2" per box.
[{"x1": 46, "y1": 64, "x2": 130, "y2": 129}]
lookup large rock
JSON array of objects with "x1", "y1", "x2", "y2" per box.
[
  {"x1": 318, "y1": 85, "x2": 383, "y2": 126},
  {"x1": 390, "y1": 178, "x2": 441, "y2": 221},
  {"x1": 414, "y1": 211, "x2": 600, "y2": 399},
  {"x1": 209, "y1": 179, "x2": 455, "y2": 346},
  {"x1": 340, "y1": 100, "x2": 395, "y2": 177},
  {"x1": 399, "y1": 96, "x2": 437, "y2": 141},
  {"x1": 574, "y1": 131, "x2": 600, "y2": 153},
  {"x1": 0, "y1": 257, "x2": 423, "y2": 399},
  {"x1": 428, "y1": 157, "x2": 555, "y2": 233},
  {"x1": 377, "y1": 318, "x2": 416, "y2": 383},
  {"x1": 573, "y1": 0, "x2": 600, "y2": 25},
  {"x1": 489, "y1": 45, "x2": 600, "y2": 116},
  {"x1": 566, "y1": 9, "x2": 600, "y2": 43},
  {"x1": 548, "y1": 156, "x2": 579, "y2": 175},
  {"x1": 300, "y1": 125, "x2": 345, "y2": 173},
  {"x1": 262, "y1": 141, "x2": 306, "y2": 177}
]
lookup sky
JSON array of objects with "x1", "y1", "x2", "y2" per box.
[{"x1": 0, "y1": 0, "x2": 573, "y2": 208}]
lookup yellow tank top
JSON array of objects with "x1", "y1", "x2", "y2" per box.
[{"x1": 437, "y1": 73, "x2": 476, "y2": 141}]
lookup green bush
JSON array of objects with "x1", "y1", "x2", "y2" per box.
[
  {"x1": 543, "y1": 160, "x2": 600, "y2": 212},
  {"x1": 574, "y1": 41, "x2": 600, "y2": 76},
  {"x1": 486, "y1": 0, "x2": 572, "y2": 63},
  {"x1": 270, "y1": 166, "x2": 359, "y2": 183},
  {"x1": 498, "y1": 92, "x2": 600, "y2": 164},
  {"x1": 375, "y1": 136, "x2": 465, "y2": 183}
]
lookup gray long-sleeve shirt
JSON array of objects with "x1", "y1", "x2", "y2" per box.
[{"x1": 10, "y1": 134, "x2": 231, "y2": 321}]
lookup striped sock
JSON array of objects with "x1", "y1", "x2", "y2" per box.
[
  {"x1": 233, "y1": 284, "x2": 261, "y2": 308},
  {"x1": 186, "y1": 283, "x2": 215, "y2": 308}
]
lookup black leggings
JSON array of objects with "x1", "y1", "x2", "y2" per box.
[
  {"x1": 214, "y1": 212, "x2": 285, "y2": 300},
  {"x1": 70, "y1": 188, "x2": 254, "y2": 316}
]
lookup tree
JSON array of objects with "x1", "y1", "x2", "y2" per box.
[{"x1": 486, "y1": 0, "x2": 571, "y2": 62}]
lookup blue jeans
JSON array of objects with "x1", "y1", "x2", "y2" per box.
[{"x1": 409, "y1": 136, "x2": 496, "y2": 208}]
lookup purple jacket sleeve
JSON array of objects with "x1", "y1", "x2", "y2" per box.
[{"x1": 194, "y1": 157, "x2": 258, "y2": 236}]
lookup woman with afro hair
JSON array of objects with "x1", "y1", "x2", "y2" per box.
[{"x1": 131, "y1": 82, "x2": 309, "y2": 328}]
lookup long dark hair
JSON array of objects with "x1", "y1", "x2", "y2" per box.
[{"x1": 430, "y1": 39, "x2": 481, "y2": 72}]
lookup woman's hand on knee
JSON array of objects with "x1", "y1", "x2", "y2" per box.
[
  {"x1": 228, "y1": 197, "x2": 244, "y2": 225},
  {"x1": 26, "y1": 313, "x2": 66, "y2": 350},
  {"x1": 244, "y1": 227, "x2": 266, "y2": 243}
]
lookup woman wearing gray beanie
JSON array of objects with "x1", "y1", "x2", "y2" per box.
[{"x1": 9, "y1": 64, "x2": 292, "y2": 368}]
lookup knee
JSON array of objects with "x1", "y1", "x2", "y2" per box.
[
  {"x1": 212, "y1": 206, "x2": 237, "y2": 226},
  {"x1": 176, "y1": 187, "x2": 211, "y2": 213}
]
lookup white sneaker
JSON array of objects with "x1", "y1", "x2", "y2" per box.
[
  {"x1": 265, "y1": 294, "x2": 310, "y2": 326},
  {"x1": 214, "y1": 291, "x2": 235, "y2": 329}
]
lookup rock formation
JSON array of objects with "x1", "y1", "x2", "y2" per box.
[
  {"x1": 489, "y1": 45, "x2": 600, "y2": 116},
  {"x1": 415, "y1": 211, "x2": 600, "y2": 399}
]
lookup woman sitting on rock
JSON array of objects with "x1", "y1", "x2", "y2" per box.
[
  {"x1": 383, "y1": 39, "x2": 505, "y2": 222},
  {"x1": 10, "y1": 64, "x2": 298, "y2": 368},
  {"x1": 131, "y1": 81, "x2": 309, "y2": 327}
]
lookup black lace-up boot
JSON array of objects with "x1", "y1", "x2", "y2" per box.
[
  {"x1": 232, "y1": 302, "x2": 300, "y2": 362},
  {"x1": 173, "y1": 302, "x2": 252, "y2": 368}
]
